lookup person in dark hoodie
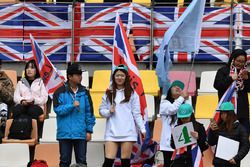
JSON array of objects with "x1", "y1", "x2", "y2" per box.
[
  {"x1": 208, "y1": 102, "x2": 249, "y2": 167},
  {"x1": 170, "y1": 103, "x2": 208, "y2": 167},
  {"x1": 214, "y1": 49, "x2": 250, "y2": 135}
]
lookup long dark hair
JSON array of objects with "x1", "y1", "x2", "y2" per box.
[
  {"x1": 24, "y1": 59, "x2": 40, "y2": 79},
  {"x1": 165, "y1": 86, "x2": 178, "y2": 125},
  {"x1": 106, "y1": 69, "x2": 133, "y2": 104},
  {"x1": 227, "y1": 49, "x2": 247, "y2": 66},
  {"x1": 218, "y1": 110, "x2": 238, "y2": 132}
]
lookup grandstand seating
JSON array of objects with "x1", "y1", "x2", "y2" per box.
[
  {"x1": 2, "y1": 119, "x2": 38, "y2": 146},
  {"x1": 0, "y1": 143, "x2": 30, "y2": 167},
  {"x1": 91, "y1": 70, "x2": 160, "y2": 96},
  {"x1": 169, "y1": 71, "x2": 196, "y2": 96},
  {"x1": 92, "y1": 118, "x2": 106, "y2": 142},
  {"x1": 195, "y1": 94, "x2": 218, "y2": 119},
  {"x1": 90, "y1": 92, "x2": 103, "y2": 118},
  {"x1": 34, "y1": 143, "x2": 60, "y2": 167},
  {"x1": 152, "y1": 117, "x2": 162, "y2": 143},
  {"x1": 145, "y1": 94, "x2": 156, "y2": 121},
  {"x1": 198, "y1": 71, "x2": 217, "y2": 95},
  {"x1": 49, "y1": 102, "x2": 57, "y2": 118},
  {"x1": 3, "y1": 70, "x2": 17, "y2": 88},
  {"x1": 40, "y1": 118, "x2": 57, "y2": 143}
]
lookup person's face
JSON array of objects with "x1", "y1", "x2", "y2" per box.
[
  {"x1": 233, "y1": 55, "x2": 246, "y2": 70},
  {"x1": 171, "y1": 86, "x2": 182, "y2": 99},
  {"x1": 69, "y1": 73, "x2": 82, "y2": 85},
  {"x1": 220, "y1": 112, "x2": 228, "y2": 122},
  {"x1": 180, "y1": 116, "x2": 191, "y2": 124},
  {"x1": 114, "y1": 70, "x2": 126, "y2": 87},
  {"x1": 26, "y1": 63, "x2": 36, "y2": 79}
]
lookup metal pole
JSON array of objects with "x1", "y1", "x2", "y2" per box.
[
  {"x1": 229, "y1": 0, "x2": 234, "y2": 53},
  {"x1": 71, "y1": 1, "x2": 76, "y2": 64},
  {"x1": 149, "y1": 1, "x2": 154, "y2": 70}
]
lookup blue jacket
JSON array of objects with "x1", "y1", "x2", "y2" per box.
[{"x1": 53, "y1": 82, "x2": 95, "y2": 140}]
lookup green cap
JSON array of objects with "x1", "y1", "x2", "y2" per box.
[
  {"x1": 171, "y1": 80, "x2": 185, "y2": 90},
  {"x1": 114, "y1": 64, "x2": 128, "y2": 72},
  {"x1": 177, "y1": 104, "x2": 193, "y2": 118},
  {"x1": 220, "y1": 102, "x2": 235, "y2": 111}
]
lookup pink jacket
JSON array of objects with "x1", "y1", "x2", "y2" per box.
[{"x1": 14, "y1": 78, "x2": 48, "y2": 111}]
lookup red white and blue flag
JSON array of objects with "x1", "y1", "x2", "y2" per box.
[
  {"x1": 171, "y1": 144, "x2": 203, "y2": 167},
  {"x1": 212, "y1": 81, "x2": 237, "y2": 123},
  {"x1": 30, "y1": 34, "x2": 65, "y2": 98},
  {"x1": 112, "y1": 14, "x2": 156, "y2": 165}
]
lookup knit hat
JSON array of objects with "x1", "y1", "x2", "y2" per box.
[{"x1": 171, "y1": 80, "x2": 185, "y2": 90}]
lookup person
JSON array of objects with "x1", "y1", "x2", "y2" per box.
[
  {"x1": 159, "y1": 80, "x2": 189, "y2": 167},
  {"x1": 53, "y1": 63, "x2": 95, "y2": 167},
  {"x1": 171, "y1": 103, "x2": 208, "y2": 167},
  {"x1": 214, "y1": 49, "x2": 250, "y2": 135},
  {"x1": 99, "y1": 64, "x2": 146, "y2": 167},
  {"x1": 208, "y1": 102, "x2": 249, "y2": 167},
  {"x1": 0, "y1": 59, "x2": 14, "y2": 135},
  {"x1": 13, "y1": 59, "x2": 48, "y2": 137}
]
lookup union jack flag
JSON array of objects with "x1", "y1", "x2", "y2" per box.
[
  {"x1": 112, "y1": 14, "x2": 156, "y2": 166},
  {"x1": 0, "y1": 3, "x2": 71, "y2": 62},
  {"x1": 30, "y1": 34, "x2": 65, "y2": 98},
  {"x1": 1, "y1": 3, "x2": 250, "y2": 63}
]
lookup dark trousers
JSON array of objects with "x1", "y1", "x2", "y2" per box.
[
  {"x1": 162, "y1": 151, "x2": 173, "y2": 167},
  {"x1": 59, "y1": 139, "x2": 87, "y2": 167}
]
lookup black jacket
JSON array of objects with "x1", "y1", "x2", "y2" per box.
[
  {"x1": 208, "y1": 121, "x2": 249, "y2": 167},
  {"x1": 214, "y1": 66, "x2": 250, "y2": 119},
  {"x1": 171, "y1": 121, "x2": 209, "y2": 167}
]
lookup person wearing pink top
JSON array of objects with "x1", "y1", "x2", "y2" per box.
[{"x1": 12, "y1": 60, "x2": 48, "y2": 137}]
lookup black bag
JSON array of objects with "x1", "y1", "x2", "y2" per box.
[{"x1": 8, "y1": 115, "x2": 32, "y2": 140}]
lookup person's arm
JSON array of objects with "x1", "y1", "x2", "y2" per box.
[
  {"x1": 207, "y1": 129, "x2": 219, "y2": 146},
  {"x1": 13, "y1": 81, "x2": 23, "y2": 104},
  {"x1": 196, "y1": 123, "x2": 209, "y2": 153},
  {"x1": 131, "y1": 93, "x2": 146, "y2": 134},
  {"x1": 214, "y1": 67, "x2": 234, "y2": 92},
  {"x1": 233, "y1": 125, "x2": 249, "y2": 164},
  {"x1": 0, "y1": 77, "x2": 14, "y2": 105},
  {"x1": 33, "y1": 80, "x2": 48, "y2": 106},
  {"x1": 159, "y1": 96, "x2": 185, "y2": 116},
  {"x1": 84, "y1": 90, "x2": 96, "y2": 134},
  {"x1": 53, "y1": 89, "x2": 75, "y2": 116},
  {"x1": 99, "y1": 93, "x2": 112, "y2": 118}
]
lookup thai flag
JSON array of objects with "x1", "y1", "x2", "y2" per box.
[
  {"x1": 30, "y1": 34, "x2": 65, "y2": 98},
  {"x1": 171, "y1": 144, "x2": 203, "y2": 167},
  {"x1": 212, "y1": 81, "x2": 237, "y2": 123},
  {"x1": 191, "y1": 144, "x2": 203, "y2": 167},
  {"x1": 112, "y1": 14, "x2": 156, "y2": 165}
]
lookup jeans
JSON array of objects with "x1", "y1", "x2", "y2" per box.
[{"x1": 59, "y1": 139, "x2": 87, "y2": 167}]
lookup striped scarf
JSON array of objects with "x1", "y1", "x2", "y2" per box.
[{"x1": 230, "y1": 62, "x2": 247, "y2": 91}]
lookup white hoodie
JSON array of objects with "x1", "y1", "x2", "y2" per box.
[{"x1": 99, "y1": 89, "x2": 146, "y2": 141}]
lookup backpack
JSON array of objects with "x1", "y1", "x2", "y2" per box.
[
  {"x1": 8, "y1": 114, "x2": 32, "y2": 140},
  {"x1": 27, "y1": 159, "x2": 48, "y2": 167}
]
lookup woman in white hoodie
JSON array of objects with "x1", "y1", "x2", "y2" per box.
[
  {"x1": 99, "y1": 64, "x2": 146, "y2": 167},
  {"x1": 13, "y1": 60, "x2": 48, "y2": 137},
  {"x1": 159, "y1": 80, "x2": 189, "y2": 167}
]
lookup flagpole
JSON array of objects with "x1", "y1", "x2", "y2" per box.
[
  {"x1": 71, "y1": 0, "x2": 76, "y2": 63},
  {"x1": 229, "y1": 0, "x2": 235, "y2": 53},
  {"x1": 187, "y1": 52, "x2": 196, "y2": 94},
  {"x1": 149, "y1": 1, "x2": 154, "y2": 70}
]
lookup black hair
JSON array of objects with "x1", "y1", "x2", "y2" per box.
[
  {"x1": 24, "y1": 59, "x2": 40, "y2": 79},
  {"x1": 227, "y1": 49, "x2": 247, "y2": 66}
]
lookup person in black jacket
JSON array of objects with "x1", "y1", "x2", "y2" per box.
[
  {"x1": 214, "y1": 49, "x2": 250, "y2": 135},
  {"x1": 171, "y1": 103, "x2": 208, "y2": 167},
  {"x1": 208, "y1": 102, "x2": 249, "y2": 167}
]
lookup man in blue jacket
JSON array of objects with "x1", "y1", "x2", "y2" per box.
[{"x1": 53, "y1": 63, "x2": 95, "y2": 167}]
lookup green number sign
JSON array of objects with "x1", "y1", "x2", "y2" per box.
[{"x1": 178, "y1": 126, "x2": 192, "y2": 144}]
